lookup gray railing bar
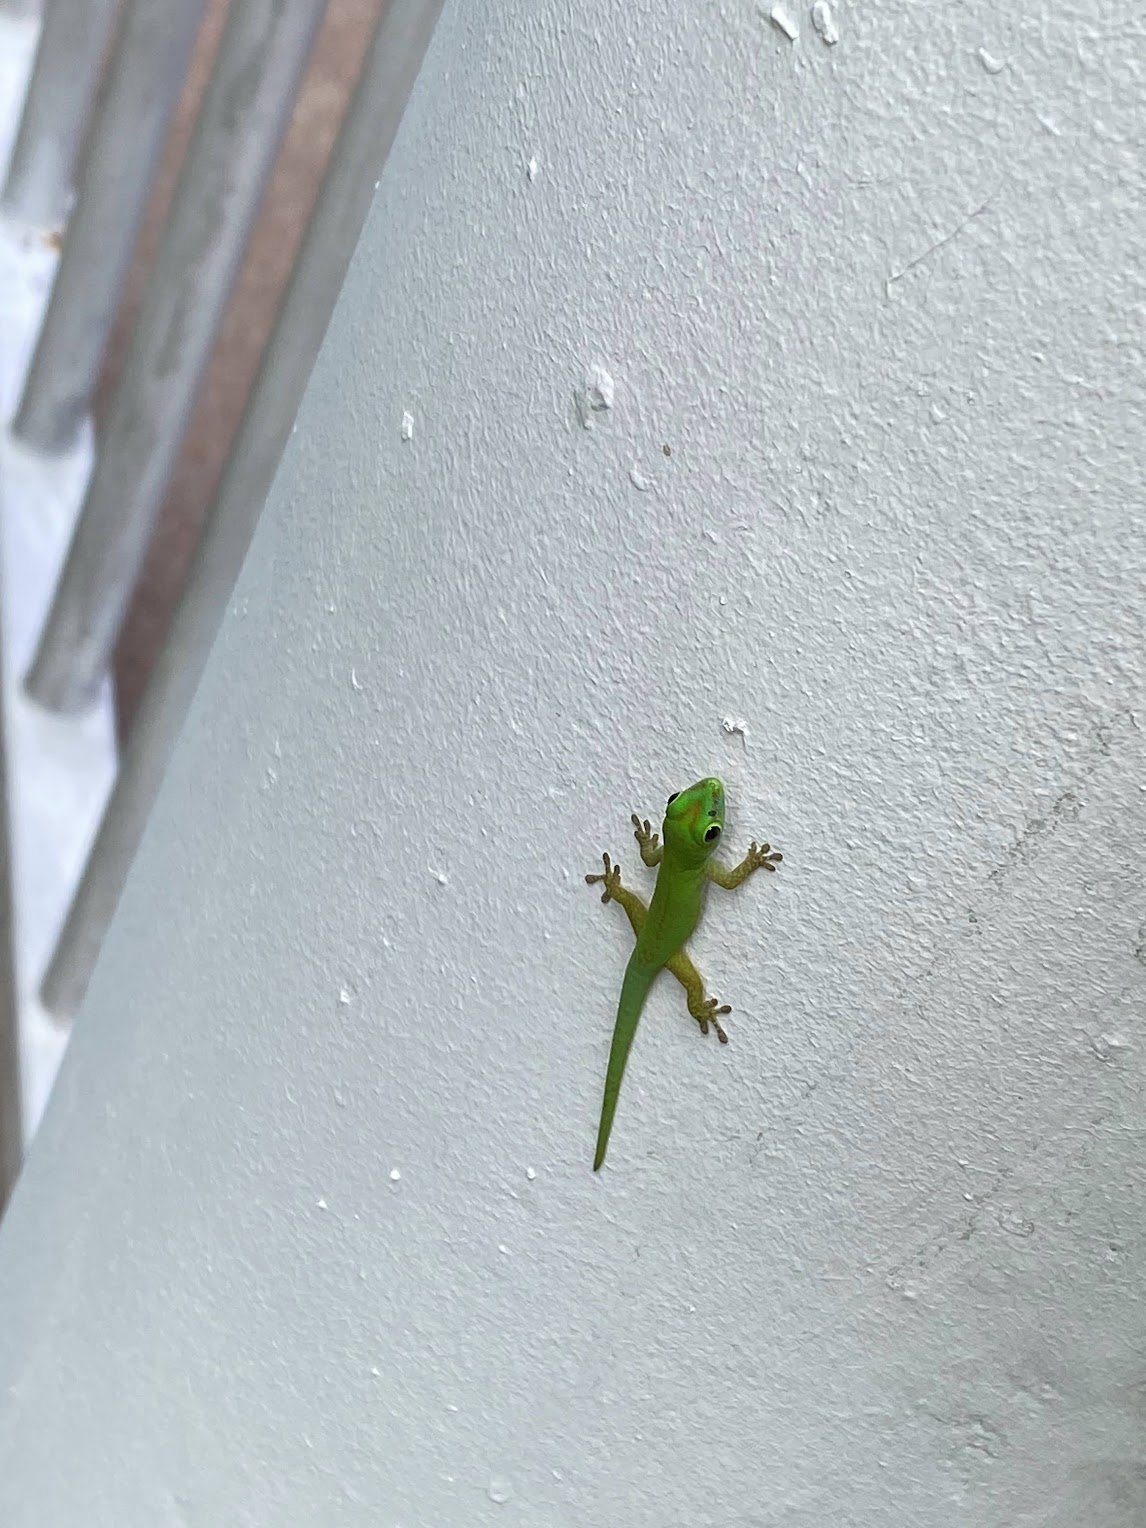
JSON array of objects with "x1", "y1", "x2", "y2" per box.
[
  {"x1": 0, "y1": 626, "x2": 22, "y2": 1213},
  {"x1": 40, "y1": 0, "x2": 447, "y2": 1019},
  {"x1": 1, "y1": 0, "x2": 121, "y2": 227},
  {"x1": 24, "y1": 0, "x2": 328, "y2": 715},
  {"x1": 12, "y1": 0, "x2": 207, "y2": 455}
]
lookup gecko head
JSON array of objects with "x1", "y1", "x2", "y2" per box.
[{"x1": 662, "y1": 777, "x2": 726, "y2": 863}]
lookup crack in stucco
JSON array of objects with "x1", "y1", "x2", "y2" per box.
[
  {"x1": 884, "y1": 190, "x2": 999, "y2": 294},
  {"x1": 986, "y1": 710, "x2": 1136, "y2": 892}
]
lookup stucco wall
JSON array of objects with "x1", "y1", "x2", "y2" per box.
[{"x1": 0, "y1": 1, "x2": 1143, "y2": 1523}]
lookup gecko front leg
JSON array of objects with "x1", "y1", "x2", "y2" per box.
[
  {"x1": 585, "y1": 853, "x2": 649, "y2": 936},
  {"x1": 630, "y1": 814, "x2": 663, "y2": 867},
  {"x1": 706, "y1": 839, "x2": 782, "y2": 889}
]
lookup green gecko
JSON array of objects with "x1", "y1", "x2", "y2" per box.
[{"x1": 586, "y1": 777, "x2": 781, "y2": 1171}]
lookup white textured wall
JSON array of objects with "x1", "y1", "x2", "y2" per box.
[{"x1": 0, "y1": 1, "x2": 1143, "y2": 1523}]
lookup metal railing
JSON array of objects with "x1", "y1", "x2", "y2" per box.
[{"x1": 0, "y1": 0, "x2": 446, "y2": 1209}]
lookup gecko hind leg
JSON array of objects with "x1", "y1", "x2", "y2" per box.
[{"x1": 665, "y1": 948, "x2": 731, "y2": 1044}]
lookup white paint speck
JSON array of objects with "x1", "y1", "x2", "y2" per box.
[
  {"x1": 526, "y1": 1166, "x2": 537, "y2": 1180},
  {"x1": 400, "y1": 410, "x2": 414, "y2": 441},
  {"x1": 389, "y1": 1167, "x2": 402, "y2": 1182},
  {"x1": 628, "y1": 467, "x2": 652, "y2": 492},
  {"x1": 721, "y1": 715, "x2": 749, "y2": 741},
  {"x1": 769, "y1": 4, "x2": 799, "y2": 41},
  {"x1": 317, "y1": 1198, "x2": 328, "y2": 1210},
  {"x1": 811, "y1": 1, "x2": 839, "y2": 44},
  {"x1": 1090, "y1": 1031, "x2": 1131, "y2": 1062},
  {"x1": 576, "y1": 363, "x2": 615, "y2": 427},
  {"x1": 498, "y1": 1243, "x2": 509, "y2": 1254},
  {"x1": 527, "y1": 155, "x2": 539, "y2": 182},
  {"x1": 488, "y1": 1476, "x2": 513, "y2": 1504},
  {"x1": 339, "y1": 987, "x2": 351, "y2": 1004},
  {"x1": 350, "y1": 667, "x2": 362, "y2": 690},
  {"x1": 977, "y1": 46, "x2": 1005, "y2": 74}
]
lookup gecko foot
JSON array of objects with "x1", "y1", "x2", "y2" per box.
[
  {"x1": 691, "y1": 997, "x2": 731, "y2": 1044},
  {"x1": 585, "y1": 852, "x2": 622, "y2": 904},
  {"x1": 745, "y1": 841, "x2": 783, "y2": 872},
  {"x1": 631, "y1": 814, "x2": 660, "y2": 858}
]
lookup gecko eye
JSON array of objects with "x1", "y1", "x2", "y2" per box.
[
  {"x1": 704, "y1": 824, "x2": 722, "y2": 842},
  {"x1": 666, "y1": 792, "x2": 680, "y2": 806}
]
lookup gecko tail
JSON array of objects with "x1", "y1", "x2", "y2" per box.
[{"x1": 593, "y1": 955, "x2": 659, "y2": 1171}]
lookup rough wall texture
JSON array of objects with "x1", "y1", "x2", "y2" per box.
[{"x1": 0, "y1": 1, "x2": 1143, "y2": 1523}]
